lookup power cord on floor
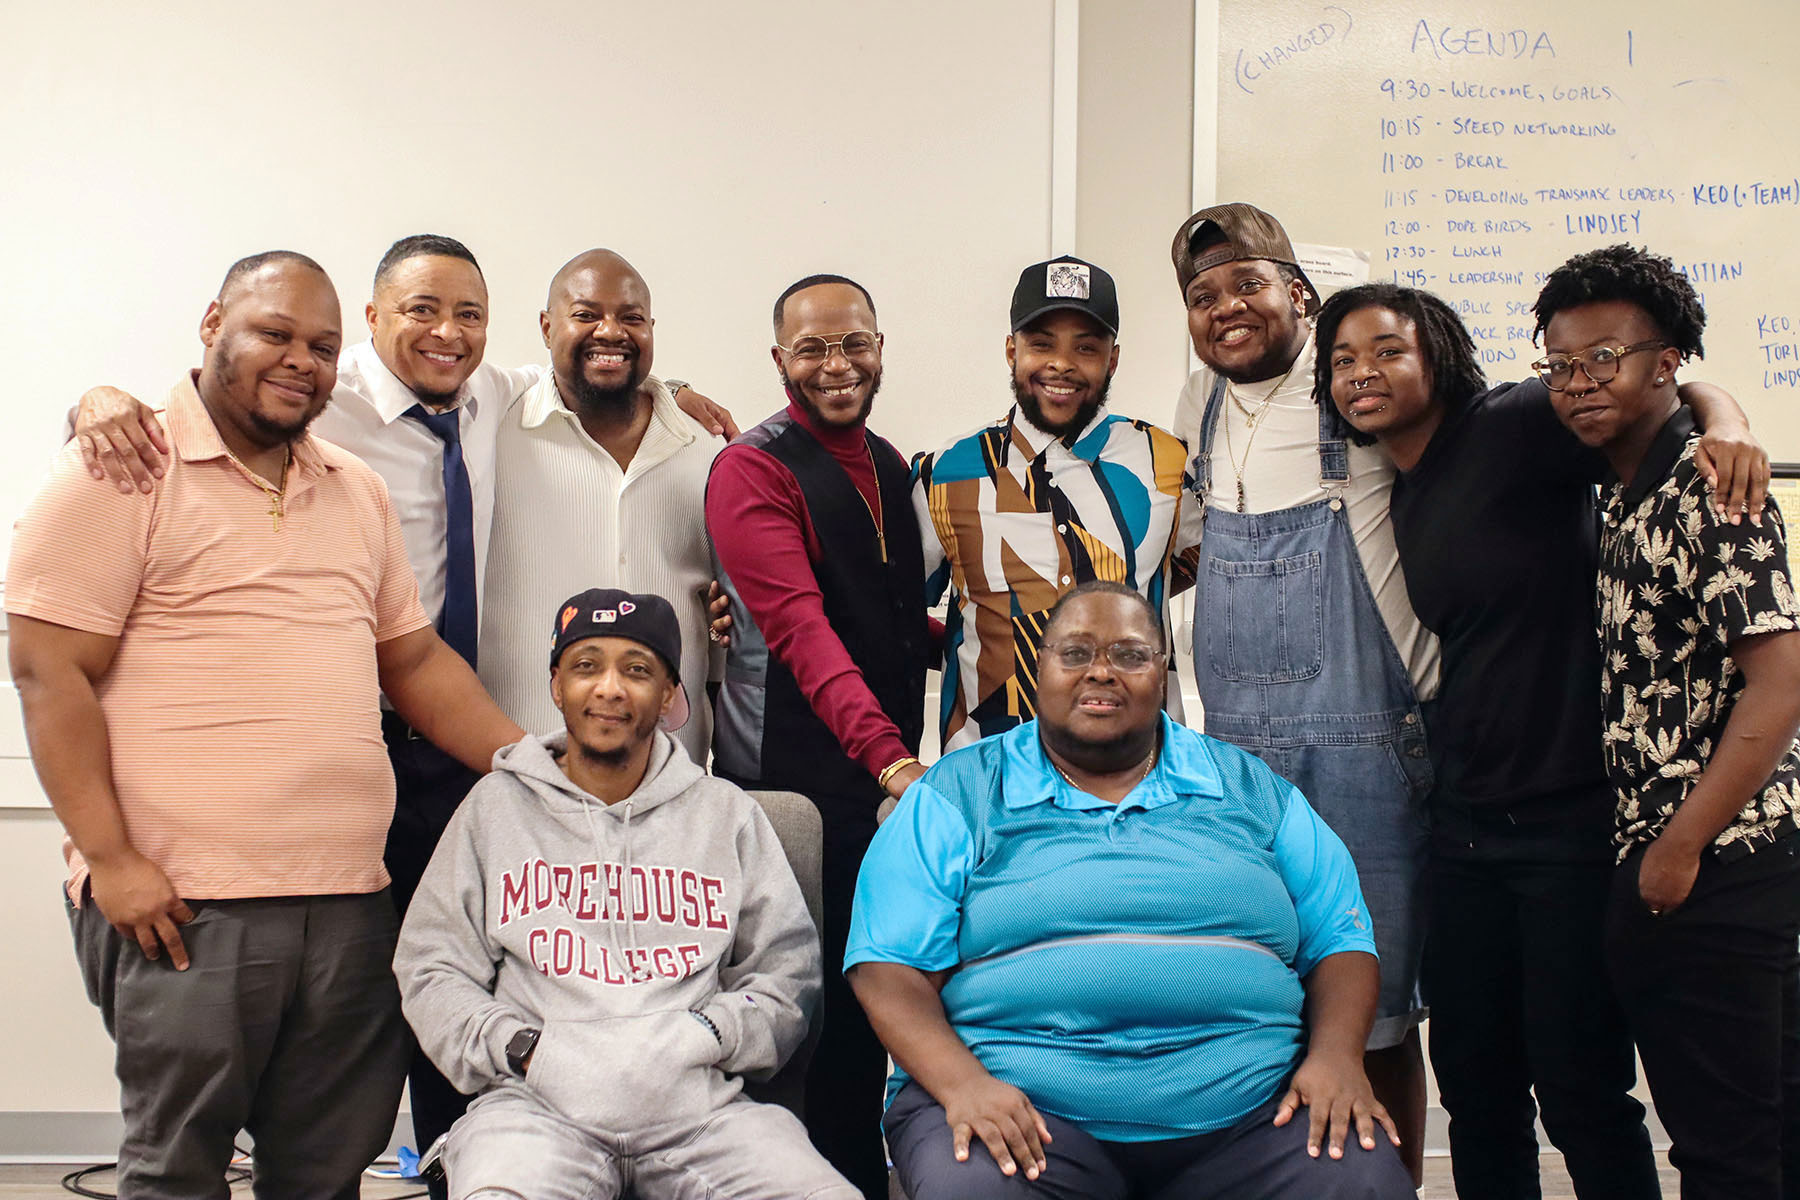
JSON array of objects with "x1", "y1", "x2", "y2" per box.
[
  {"x1": 58, "y1": 1144, "x2": 427, "y2": 1198},
  {"x1": 60, "y1": 1144, "x2": 252, "y2": 1198}
]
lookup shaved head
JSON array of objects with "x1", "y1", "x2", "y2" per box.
[
  {"x1": 541, "y1": 248, "x2": 655, "y2": 416},
  {"x1": 548, "y1": 249, "x2": 648, "y2": 310}
]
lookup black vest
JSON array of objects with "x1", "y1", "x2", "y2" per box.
[{"x1": 711, "y1": 411, "x2": 929, "y2": 799}]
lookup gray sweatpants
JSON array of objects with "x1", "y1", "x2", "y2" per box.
[
  {"x1": 444, "y1": 1084, "x2": 859, "y2": 1200},
  {"x1": 69, "y1": 888, "x2": 409, "y2": 1200}
]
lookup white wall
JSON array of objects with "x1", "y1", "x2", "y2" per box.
[{"x1": 0, "y1": 0, "x2": 1066, "y2": 565}]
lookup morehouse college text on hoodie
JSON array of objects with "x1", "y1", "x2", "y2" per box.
[{"x1": 394, "y1": 729, "x2": 821, "y2": 1134}]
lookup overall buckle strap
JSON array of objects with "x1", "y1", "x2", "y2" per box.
[{"x1": 1316, "y1": 388, "x2": 1350, "y2": 487}]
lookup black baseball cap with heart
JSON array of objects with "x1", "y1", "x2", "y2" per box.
[{"x1": 549, "y1": 587, "x2": 689, "y2": 729}]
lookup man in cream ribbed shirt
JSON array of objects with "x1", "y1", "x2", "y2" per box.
[{"x1": 480, "y1": 249, "x2": 723, "y2": 764}]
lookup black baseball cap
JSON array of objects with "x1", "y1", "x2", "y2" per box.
[
  {"x1": 549, "y1": 587, "x2": 689, "y2": 730},
  {"x1": 1010, "y1": 255, "x2": 1120, "y2": 337}
]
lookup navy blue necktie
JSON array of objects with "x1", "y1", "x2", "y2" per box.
[{"x1": 404, "y1": 404, "x2": 478, "y2": 668}]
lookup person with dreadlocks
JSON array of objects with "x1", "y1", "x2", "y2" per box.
[
  {"x1": 1537, "y1": 244, "x2": 1800, "y2": 1200},
  {"x1": 1315, "y1": 268, "x2": 1768, "y2": 1200}
]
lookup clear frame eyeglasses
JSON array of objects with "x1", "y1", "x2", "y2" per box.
[
  {"x1": 1531, "y1": 341, "x2": 1666, "y2": 391},
  {"x1": 1042, "y1": 639, "x2": 1167, "y2": 674},
  {"x1": 774, "y1": 330, "x2": 880, "y2": 365}
]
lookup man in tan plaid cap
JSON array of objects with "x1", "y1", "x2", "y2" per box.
[{"x1": 1168, "y1": 203, "x2": 1433, "y2": 1182}]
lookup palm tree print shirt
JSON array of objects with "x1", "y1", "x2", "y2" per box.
[{"x1": 1598, "y1": 406, "x2": 1800, "y2": 862}]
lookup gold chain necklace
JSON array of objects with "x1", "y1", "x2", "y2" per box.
[
  {"x1": 1221, "y1": 392, "x2": 1266, "y2": 515},
  {"x1": 1217, "y1": 349, "x2": 1309, "y2": 514},
  {"x1": 1051, "y1": 748, "x2": 1158, "y2": 794},
  {"x1": 1230, "y1": 387, "x2": 1274, "y2": 428},
  {"x1": 854, "y1": 444, "x2": 887, "y2": 563},
  {"x1": 225, "y1": 446, "x2": 292, "y2": 531}
]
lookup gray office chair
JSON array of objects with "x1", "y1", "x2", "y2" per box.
[{"x1": 744, "y1": 790, "x2": 823, "y2": 1118}]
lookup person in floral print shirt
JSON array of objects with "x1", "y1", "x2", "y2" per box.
[{"x1": 1538, "y1": 243, "x2": 1800, "y2": 1200}]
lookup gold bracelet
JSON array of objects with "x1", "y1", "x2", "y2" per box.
[{"x1": 878, "y1": 756, "x2": 922, "y2": 790}]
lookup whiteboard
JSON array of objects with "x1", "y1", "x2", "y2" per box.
[{"x1": 1212, "y1": 0, "x2": 1800, "y2": 452}]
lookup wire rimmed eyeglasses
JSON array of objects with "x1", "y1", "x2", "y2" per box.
[
  {"x1": 1531, "y1": 341, "x2": 1666, "y2": 391},
  {"x1": 1041, "y1": 639, "x2": 1167, "y2": 674},
  {"x1": 773, "y1": 330, "x2": 881, "y2": 365}
]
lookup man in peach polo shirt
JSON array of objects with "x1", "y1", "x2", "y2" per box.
[{"x1": 6, "y1": 251, "x2": 525, "y2": 1200}]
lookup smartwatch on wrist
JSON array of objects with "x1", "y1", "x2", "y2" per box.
[
  {"x1": 689, "y1": 1009, "x2": 724, "y2": 1045},
  {"x1": 505, "y1": 1027, "x2": 541, "y2": 1075}
]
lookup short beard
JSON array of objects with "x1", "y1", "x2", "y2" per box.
[
  {"x1": 568, "y1": 703, "x2": 663, "y2": 770},
  {"x1": 211, "y1": 340, "x2": 319, "y2": 448},
  {"x1": 564, "y1": 373, "x2": 642, "y2": 420},
  {"x1": 1207, "y1": 320, "x2": 1311, "y2": 385},
  {"x1": 1010, "y1": 370, "x2": 1109, "y2": 439},
  {"x1": 410, "y1": 385, "x2": 460, "y2": 408},
  {"x1": 781, "y1": 367, "x2": 881, "y2": 427},
  {"x1": 1038, "y1": 711, "x2": 1162, "y2": 776},
  {"x1": 247, "y1": 409, "x2": 314, "y2": 442},
  {"x1": 571, "y1": 739, "x2": 636, "y2": 771}
]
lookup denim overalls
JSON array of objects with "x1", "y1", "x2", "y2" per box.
[{"x1": 1190, "y1": 374, "x2": 1432, "y2": 1045}]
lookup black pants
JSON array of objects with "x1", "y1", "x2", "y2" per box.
[
  {"x1": 1606, "y1": 838, "x2": 1800, "y2": 1200},
  {"x1": 884, "y1": 1081, "x2": 1413, "y2": 1199},
  {"x1": 804, "y1": 787, "x2": 889, "y2": 1200},
  {"x1": 1423, "y1": 852, "x2": 1659, "y2": 1200},
  {"x1": 383, "y1": 714, "x2": 481, "y2": 1197}
]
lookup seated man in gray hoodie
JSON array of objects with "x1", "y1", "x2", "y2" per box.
[{"x1": 395, "y1": 587, "x2": 856, "y2": 1200}]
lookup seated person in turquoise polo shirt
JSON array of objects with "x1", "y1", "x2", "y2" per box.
[{"x1": 845, "y1": 581, "x2": 1413, "y2": 1200}]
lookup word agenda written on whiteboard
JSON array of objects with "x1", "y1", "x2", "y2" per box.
[{"x1": 1215, "y1": 0, "x2": 1800, "y2": 448}]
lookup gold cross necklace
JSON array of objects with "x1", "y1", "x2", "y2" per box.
[
  {"x1": 1230, "y1": 387, "x2": 1274, "y2": 428},
  {"x1": 226, "y1": 446, "x2": 292, "y2": 531},
  {"x1": 1218, "y1": 350, "x2": 1308, "y2": 514}
]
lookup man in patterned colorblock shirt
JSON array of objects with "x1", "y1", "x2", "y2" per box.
[
  {"x1": 1539, "y1": 243, "x2": 1800, "y2": 1200},
  {"x1": 913, "y1": 255, "x2": 1189, "y2": 753}
]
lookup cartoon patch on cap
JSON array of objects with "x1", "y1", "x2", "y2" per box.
[{"x1": 1047, "y1": 262, "x2": 1091, "y2": 300}]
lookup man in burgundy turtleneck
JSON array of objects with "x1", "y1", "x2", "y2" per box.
[{"x1": 705, "y1": 274, "x2": 932, "y2": 1197}]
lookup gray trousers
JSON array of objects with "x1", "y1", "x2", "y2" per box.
[
  {"x1": 69, "y1": 888, "x2": 409, "y2": 1200},
  {"x1": 445, "y1": 1084, "x2": 859, "y2": 1200}
]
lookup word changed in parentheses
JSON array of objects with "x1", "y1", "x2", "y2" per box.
[{"x1": 1233, "y1": 5, "x2": 1354, "y2": 95}]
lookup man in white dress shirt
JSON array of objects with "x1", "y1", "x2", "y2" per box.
[{"x1": 478, "y1": 249, "x2": 723, "y2": 765}]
